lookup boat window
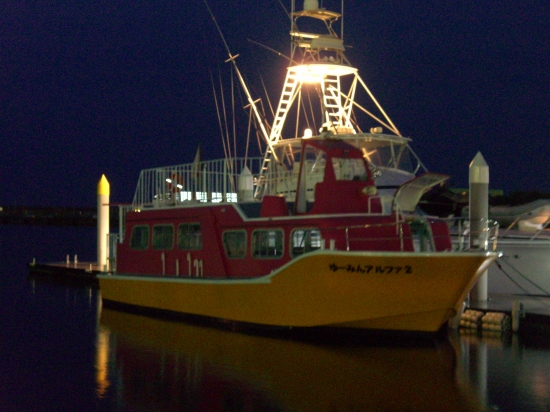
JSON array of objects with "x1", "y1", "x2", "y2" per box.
[
  {"x1": 360, "y1": 143, "x2": 417, "y2": 174},
  {"x1": 222, "y1": 230, "x2": 246, "y2": 259},
  {"x1": 152, "y1": 224, "x2": 174, "y2": 250},
  {"x1": 252, "y1": 229, "x2": 284, "y2": 259},
  {"x1": 332, "y1": 157, "x2": 368, "y2": 180},
  {"x1": 178, "y1": 223, "x2": 202, "y2": 250},
  {"x1": 291, "y1": 228, "x2": 322, "y2": 257},
  {"x1": 129, "y1": 225, "x2": 149, "y2": 250}
]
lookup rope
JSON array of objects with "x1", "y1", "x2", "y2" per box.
[{"x1": 496, "y1": 258, "x2": 550, "y2": 296}]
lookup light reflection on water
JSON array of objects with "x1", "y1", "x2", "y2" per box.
[
  {"x1": 456, "y1": 330, "x2": 550, "y2": 411},
  {"x1": 97, "y1": 309, "x2": 486, "y2": 411}
]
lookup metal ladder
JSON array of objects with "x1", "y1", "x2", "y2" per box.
[
  {"x1": 269, "y1": 69, "x2": 300, "y2": 143},
  {"x1": 255, "y1": 70, "x2": 300, "y2": 198},
  {"x1": 323, "y1": 74, "x2": 343, "y2": 127}
]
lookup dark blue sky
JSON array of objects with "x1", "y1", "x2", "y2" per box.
[{"x1": 1, "y1": 0, "x2": 548, "y2": 207}]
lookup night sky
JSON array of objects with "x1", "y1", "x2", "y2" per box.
[{"x1": 1, "y1": 0, "x2": 548, "y2": 207}]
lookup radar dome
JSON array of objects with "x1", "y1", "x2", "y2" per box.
[{"x1": 304, "y1": 0, "x2": 319, "y2": 11}]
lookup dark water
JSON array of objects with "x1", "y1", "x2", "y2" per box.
[{"x1": 1, "y1": 225, "x2": 550, "y2": 411}]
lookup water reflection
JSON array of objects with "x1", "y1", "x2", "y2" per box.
[
  {"x1": 98, "y1": 310, "x2": 486, "y2": 411},
  {"x1": 95, "y1": 324, "x2": 111, "y2": 399},
  {"x1": 456, "y1": 329, "x2": 550, "y2": 411}
]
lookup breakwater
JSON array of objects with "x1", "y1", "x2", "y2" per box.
[{"x1": 0, "y1": 206, "x2": 118, "y2": 227}]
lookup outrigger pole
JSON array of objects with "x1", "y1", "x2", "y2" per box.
[{"x1": 202, "y1": 0, "x2": 278, "y2": 162}]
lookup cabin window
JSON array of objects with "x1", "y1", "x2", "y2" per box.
[
  {"x1": 291, "y1": 228, "x2": 322, "y2": 257},
  {"x1": 252, "y1": 229, "x2": 284, "y2": 259},
  {"x1": 129, "y1": 225, "x2": 149, "y2": 250},
  {"x1": 332, "y1": 157, "x2": 368, "y2": 180},
  {"x1": 152, "y1": 224, "x2": 174, "y2": 250},
  {"x1": 178, "y1": 223, "x2": 202, "y2": 250},
  {"x1": 222, "y1": 230, "x2": 246, "y2": 259}
]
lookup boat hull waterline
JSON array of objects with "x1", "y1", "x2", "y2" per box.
[{"x1": 99, "y1": 251, "x2": 497, "y2": 333}]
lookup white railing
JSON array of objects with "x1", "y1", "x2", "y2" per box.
[
  {"x1": 450, "y1": 218, "x2": 499, "y2": 251},
  {"x1": 132, "y1": 157, "x2": 263, "y2": 209},
  {"x1": 130, "y1": 156, "x2": 334, "y2": 209}
]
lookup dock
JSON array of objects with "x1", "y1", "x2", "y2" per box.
[
  {"x1": 467, "y1": 293, "x2": 550, "y2": 338},
  {"x1": 28, "y1": 260, "x2": 102, "y2": 287}
]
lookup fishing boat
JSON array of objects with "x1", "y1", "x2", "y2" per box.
[{"x1": 98, "y1": 1, "x2": 498, "y2": 333}]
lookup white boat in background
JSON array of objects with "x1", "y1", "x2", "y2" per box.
[
  {"x1": 456, "y1": 199, "x2": 550, "y2": 296},
  {"x1": 487, "y1": 233, "x2": 550, "y2": 296},
  {"x1": 489, "y1": 199, "x2": 550, "y2": 233},
  {"x1": 486, "y1": 200, "x2": 550, "y2": 296}
]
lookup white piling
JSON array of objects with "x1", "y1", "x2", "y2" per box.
[
  {"x1": 97, "y1": 175, "x2": 110, "y2": 268},
  {"x1": 469, "y1": 152, "x2": 489, "y2": 301}
]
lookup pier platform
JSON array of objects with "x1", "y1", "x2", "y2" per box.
[
  {"x1": 28, "y1": 261, "x2": 102, "y2": 287},
  {"x1": 468, "y1": 293, "x2": 550, "y2": 337}
]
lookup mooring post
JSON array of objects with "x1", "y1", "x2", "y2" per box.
[
  {"x1": 97, "y1": 175, "x2": 110, "y2": 269},
  {"x1": 469, "y1": 152, "x2": 489, "y2": 301}
]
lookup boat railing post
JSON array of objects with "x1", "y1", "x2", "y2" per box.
[
  {"x1": 457, "y1": 219, "x2": 463, "y2": 251},
  {"x1": 491, "y1": 220, "x2": 499, "y2": 251},
  {"x1": 345, "y1": 227, "x2": 349, "y2": 251},
  {"x1": 107, "y1": 233, "x2": 118, "y2": 272}
]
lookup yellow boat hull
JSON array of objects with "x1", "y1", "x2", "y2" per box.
[{"x1": 98, "y1": 251, "x2": 497, "y2": 333}]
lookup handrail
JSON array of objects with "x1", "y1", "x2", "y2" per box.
[
  {"x1": 132, "y1": 157, "x2": 264, "y2": 209},
  {"x1": 448, "y1": 217, "x2": 499, "y2": 251}
]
